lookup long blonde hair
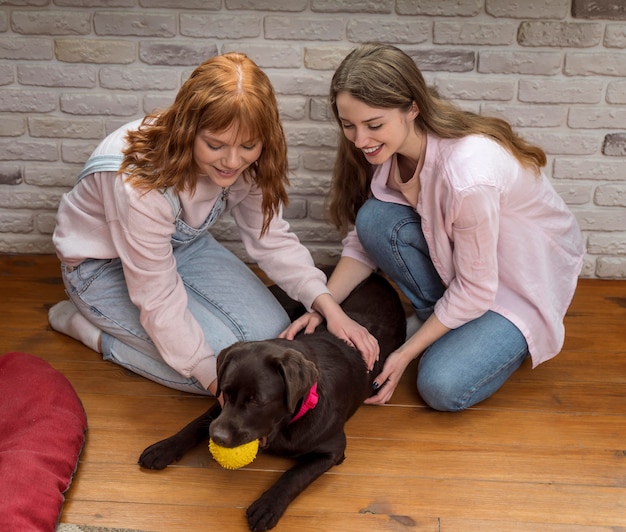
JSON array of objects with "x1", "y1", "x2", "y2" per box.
[
  {"x1": 121, "y1": 52, "x2": 289, "y2": 236},
  {"x1": 328, "y1": 42, "x2": 547, "y2": 234}
]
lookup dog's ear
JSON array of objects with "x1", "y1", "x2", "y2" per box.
[
  {"x1": 271, "y1": 348, "x2": 319, "y2": 413},
  {"x1": 215, "y1": 343, "x2": 240, "y2": 397}
]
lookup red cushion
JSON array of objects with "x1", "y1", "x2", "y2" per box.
[{"x1": 0, "y1": 352, "x2": 87, "y2": 532}]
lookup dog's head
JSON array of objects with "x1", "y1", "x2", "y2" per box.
[{"x1": 209, "y1": 340, "x2": 319, "y2": 449}]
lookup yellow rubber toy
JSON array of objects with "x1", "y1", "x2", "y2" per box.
[{"x1": 209, "y1": 438, "x2": 259, "y2": 470}]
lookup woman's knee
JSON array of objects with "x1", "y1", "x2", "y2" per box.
[{"x1": 416, "y1": 365, "x2": 471, "y2": 412}]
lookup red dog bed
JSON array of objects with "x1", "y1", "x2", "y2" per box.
[{"x1": 0, "y1": 352, "x2": 87, "y2": 531}]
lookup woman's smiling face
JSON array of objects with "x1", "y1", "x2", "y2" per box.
[
  {"x1": 335, "y1": 91, "x2": 420, "y2": 164},
  {"x1": 193, "y1": 123, "x2": 262, "y2": 188}
]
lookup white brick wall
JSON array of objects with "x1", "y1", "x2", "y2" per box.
[{"x1": 1, "y1": 0, "x2": 625, "y2": 278}]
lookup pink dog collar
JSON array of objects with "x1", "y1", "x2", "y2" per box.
[{"x1": 290, "y1": 382, "x2": 319, "y2": 423}]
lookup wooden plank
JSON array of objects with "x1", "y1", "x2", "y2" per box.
[{"x1": 62, "y1": 462, "x2": 626, "y2": 527}]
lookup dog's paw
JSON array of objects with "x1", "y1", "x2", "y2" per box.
[
  {"x1": 246, "y1": 493, "x2": 288, "y2": 531},
  {"x1": 138, "y1": 438, "x2": 182, "y2": 470}
]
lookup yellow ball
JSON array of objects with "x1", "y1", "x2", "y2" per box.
[{"x1": 209, "y1": 438, "x2": 259, "y2": 470}]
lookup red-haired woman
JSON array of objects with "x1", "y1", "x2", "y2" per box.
[{"x1": 49, "y1": 52, "x2": 377, "y2": 396}]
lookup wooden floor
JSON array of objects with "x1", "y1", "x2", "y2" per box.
[{"x1": 1, "y1": 253, "x2": 625, "y2": 532}]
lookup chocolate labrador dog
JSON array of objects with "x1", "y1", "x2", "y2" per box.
[{"x1": 138, "y1": 270, "x2": 406, "y2": 531}]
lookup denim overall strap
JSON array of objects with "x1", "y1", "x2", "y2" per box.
[{"x1": 76, "y1": 154, "x2": 124, "y2": 183}]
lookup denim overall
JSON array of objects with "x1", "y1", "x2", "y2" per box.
[{"x1": 62, "y1": 156, "x2": 290, "y2": 394}]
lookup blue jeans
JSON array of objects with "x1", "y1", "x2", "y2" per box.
[
  {"x1": 62, "y1": 233, "x2": 290, "y2": 394},
  {"x1": 356, "y1": 198, "x2": 529, "y2": 411}
]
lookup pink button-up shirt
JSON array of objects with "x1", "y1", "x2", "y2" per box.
[{"x1": 342, "y1": 133, "x2": 584, "y2": 367}]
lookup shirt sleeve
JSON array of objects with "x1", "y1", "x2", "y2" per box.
[
  {"x1": 434, "y1": 184, "x2": 500, "y2": 329},
  {"x1": 340, "y1": 229, "x2": 378, "y2": 270},
  {"x1": 230, "y1": 185, "x2": 330, "y2": 311},
  {"x1": 108, "y1": 177, "x2": 217, "y2": 389}
]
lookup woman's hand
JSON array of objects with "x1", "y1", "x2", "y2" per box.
[
  {"x1": 364, "y1": 348, "x2": 415, "y2": 405},
  {"x1": 326, "y1": 313, "x2": 380, "y2": 371},
  {"x1": 279, "y1": 311, "x2": 324, "y2": 339}
]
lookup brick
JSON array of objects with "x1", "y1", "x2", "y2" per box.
[
  {"x1": 56, "y1": 0, "x2": 133, "y2": 5},
  {"x1": 486, "y1": 0, "x2": 569, "y2": 19},
  {"x1": 11, "y1": 10, "x2": 91, "y2": 35},
  {"x1": 596, "y1": 257, "x2": 626, "y2": 278},
  {"x1": 347, "y1": 18, "x2": 430, "y2": 44},
  {"x1": 518, "y1": 79, "x2": 603, "y2": 103},
  {"x1": 606, "y1": 80, "x2": 626, "y2": 103},
  {"x1": 94, "y1": 12, "x2": 175, "y2": 37},
  {"x1": 28, "y1": 117, "x2": 104, "y2": 139},
  {"x1": 568, "y1": 108, "x2": 626, "y2": 129},
  {"x1": 100, "y1": 66, "x2": 179, "y2": 90},
  {"x1": 55, "y1": 39, "x2": 136, "y2": 64},
  {"x1": 139, "y1": 42, "x2": 218, "y2": 66},
  {"x1": 304, "y1": 45, "x2": 354, "y2": 70},
  {"x1": 222, "y1": 43, "x2": 301, "y2": 68},
  {"x1": 434, "y1": 21, "x2": 516, "y2": 45},
  {"x1": 481, "y1": 103, "x2": 564, "y2": 127},
  {"x1": 181, "y1": 14, "x2": 261, "y2": 39},
  {"x1": 0, "y1": 90, "x2": 57, "y2": 112},
  {"x1": 604, "y1": 24, "x2": 626, "y2": 48},
  {"x1": 588, "y1": 232, "x2": 626, "y2": 255},
  {"x1": 554, "y1": 157, "x2": 625, "y2": 180},
  {"x1": 0, "y1": 235, "x2": 55, "y2": 254},
  {"x1": 565, "y1": 52, "x2": 626, "y2": 76},
  {"x1": 283, "y1": 197, "x2": 307, "y2": 219},
  {"x1": 227, "y1": 0, "x2": 305, "y2": 9},
  {"x1": 0, "y1": 64, "x2": 13, "y2": 85},
  {"x1": 264, "y1": 16, "x2": 344, "y2": 41},
  {"x1": 575, "y1": 208, "x2": 626, "y2": 231},
  {"x1": 595, "y1": 184, "x2": 626, "y2": 206},
  {"x1": 478, "y1": 51, "x2": 562, "y2": 75},
  {"x1": 0, "y1": 188, "x2": 64, "y2": 209},
  {"x1": 602, "y1": 133, "x2": 626, "y2": 156},
  {"x1": 60, "y1": 93, "x2": 139, "y2": 116},
  {"x1": 522, "y1": 131, "x2": 598, "y2": 155},
  {"x1": 552, "y1": 183, "x2": 592, "y2": 205},
  {"x1": 142, "y1": 0, "x2": 219, "y2": 8},
  {"x1": 311, "y1": 0, "x2": 392, "y2": 13},
  {"x1": 0, "y1": 140, "x2": 58, "y2": 162},
  {"x1": 0, "y1": 37, "x2": 52, "y2": 60},
  {"x1": 307, "y1": 198, "x2": 327, "y2": 221},
  {"x1": 572, "y1": 0, "x2": 626, "y2": 20},
  {"x1": 0, "y1": 212, "x2": 34, "y2": 233},
  {"x1": 18, "y1": 64, "x2": 97, "y2": 88},
  {"x1": 301, "y1": 150, "x2": 336, "y2": 171},
  {"x1": 396, "y1": 0, "x2": 481, "y2": 16},
  {"x1": 285, "y1": 124, "x2": 337, "y2": 149},
  {"x1": 277, "y1": 96, "x2": 307, "y2": 120},
  {"x1": 518, "y1": 21, "x2": 603, "y2": 47},
  {"x1": 309, "y1": 98, "x2": 333, "y2": 122},
  {"x1": 434, "y1": 76, "x2": 515, "y2": 101},
  {"x1": 61, "y1": 141, "x2": 101, "y2": 164},
  {"x1": 270, "y1": 71, "x2": 333, "y2": 97},
  {"x1": 0, "y1": 165, "x2": 22, "y2": 185},
  {"x1": 0, "y1": 116, "x2": 27, "y2": 136},
  {"x1": 24, "y1": 165, "x2": 81, "y2": 187},
  {"x1": 0, "y1": 11, "x2": 7, "y2": 32},
  {"x1": 36, "y1": 212, "x2": 58, "y2": 234},
  {"x1": 287, "y1": 172, "x2": 333, "y2": 195},
  {"x1": 407, "y1": 49, "x2": 475, "y2": 72}
]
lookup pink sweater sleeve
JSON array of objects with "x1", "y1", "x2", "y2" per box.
[{"x1": 106, "y1": 178, "x2": 218, "y2": 389}]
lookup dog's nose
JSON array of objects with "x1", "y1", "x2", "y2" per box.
[{"x1": 209, "y1": 426, "x2": 233, "y2": 447}]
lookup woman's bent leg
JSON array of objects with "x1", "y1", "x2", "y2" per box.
[
  {"x1": 355, "y1": 198, "x2": 445, "y2": 321},
  {"x1": 417, "y1": 311, "x2": 529, "y2": 411},
  {"x1": 62, "y1": 234, "x2": 290, "y2": 394}
]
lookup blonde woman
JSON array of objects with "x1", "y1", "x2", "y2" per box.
[
  {"x1": 49, "y1": 52, "x2": 377, "y2": 396},
  {"x1": 284, "y1": 43, "x2": 584, "y2": 411}
]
